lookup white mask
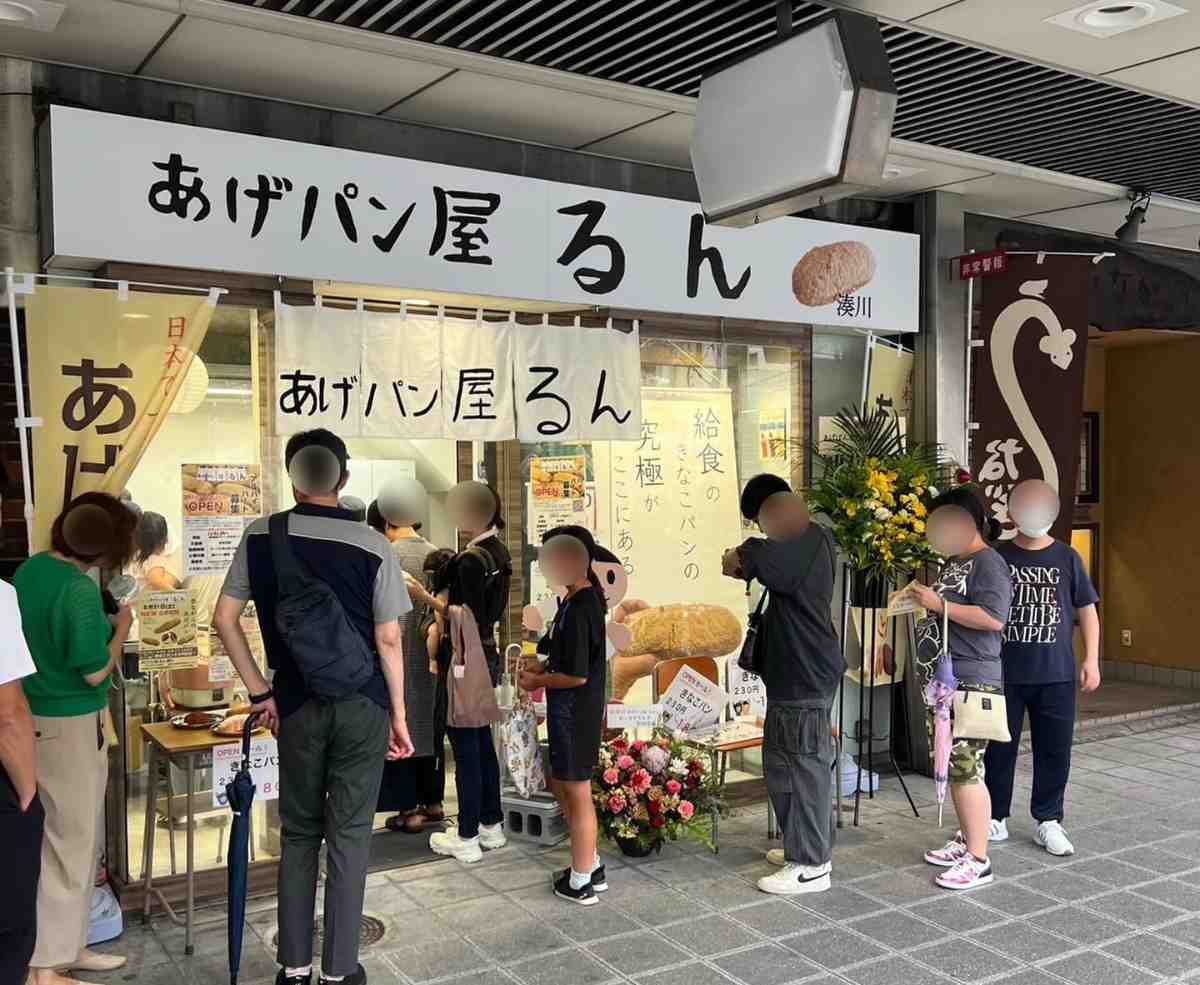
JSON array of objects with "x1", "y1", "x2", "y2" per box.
[{"x1": 1017, "y1": 522, "x2": 1053, "y2": 538}]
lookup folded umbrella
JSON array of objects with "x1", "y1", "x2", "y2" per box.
[
  {"x1": 226, "y1": 712, "x2": 260, "y2": 985},
  {"x1": 922, "y1": 600, "x2": 956, "y2": 827}
]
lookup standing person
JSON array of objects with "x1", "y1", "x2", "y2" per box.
[
  {"x1": 909, "y1": 487, "x2": 1013, "y2": 891},
  {"x1": 14, "y1": 493, "x2": 137, "y2": 985},
  {"x1": 984, "y1": 479, "x2": 1100, "y2": 856},
  {"x1": 0, "y1": 578, "x2": 43, "y2": 985},
  {"x1": 128, "y1": 511, "x2": 180, "y2": 592},
  {"x1": 368, "y1": 487, "x2": 445, "y2": 835},
  {"x1": 520, "y1": 529, "x2": 607, "y2": 905},
  {"x1": 722, "y1": 484, "x2": 843, "y2": 896},
  {"x1": 213, "y1": 429, "x2": 414, "y2": 985},
  {"x1": 425, "y1": 481, "x2": 512, "y2": 863}
]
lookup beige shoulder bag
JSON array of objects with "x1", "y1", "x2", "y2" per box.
[{"x1": 947, "y1": 599, "x2": 1012, "y2": 743}]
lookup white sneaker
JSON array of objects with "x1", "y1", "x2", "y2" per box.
[
  {"x1": 479, "y1": 823, "x2": 507, "y2": 850},
  {"x1": 1035, "y1": 820, "x2": 1075, "y2": 857},
  {"x1": 766, "y1": 848, "x2": 786, "y2": 867},
  {"x1": 430, "y1": 830, "x2": 483, "y2": 863},
  {"x1": 989, "y1": 819, "x2": 1010, "y2": 843},
  {"x1": 757, "y1": 861, "x2": 831, "y2": 895}
]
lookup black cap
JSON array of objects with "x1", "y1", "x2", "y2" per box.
[{"x1": 740, "y1": 473, "x2": 791, "y2": 520}]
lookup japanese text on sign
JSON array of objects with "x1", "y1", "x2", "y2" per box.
[
  {"x1": 605, "y1": 704, "x2": 663, "y2": 730},
  {"x1": 136, "y1": 590, "x2": 199, "y2": 671},
  {"x1": 212, "y1": 735, "x2": 280, "y2": 808},
  {"x1": 50, "y1": 106, "x2": 920, "y2": 330},
  {"x1": 659, "y1": 664, "x2": 724, "y2": 736}
]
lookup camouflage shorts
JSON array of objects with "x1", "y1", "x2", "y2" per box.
[{"x1": 925, "y1": 683, "x2": 1000, "y2": 785}]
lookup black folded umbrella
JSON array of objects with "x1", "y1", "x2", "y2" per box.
[{"x1": 225, "y1": 713, "x2": 260, "y2": 985}]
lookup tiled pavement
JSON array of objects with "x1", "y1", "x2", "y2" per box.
[{"x1": 93, "y1": 709, "x2": 1200, "y2": 985}]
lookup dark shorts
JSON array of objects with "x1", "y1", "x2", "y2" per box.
[{"x1": 546, "y1": 701, "x2": 601, "y2": 782}]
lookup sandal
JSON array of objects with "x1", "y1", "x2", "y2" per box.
[{"x1": 385, "y1": 811, "x2": 421, "y2": 834}]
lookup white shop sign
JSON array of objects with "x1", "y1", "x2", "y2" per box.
[
  {"x1": 48, "y1": 106, "x2": 919, "y2": 331},
  {"x1": 212, "y1": 735, "x2": 281, "y2": 809}
]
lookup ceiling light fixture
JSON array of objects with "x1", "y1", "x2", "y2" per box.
[
  {"x1": 0, "y1": 1, "x2": 34, "y2": 22},
  {"x1": 1115, "y1": 191, "x2": 1151, "y2": 243},
  {"x1": 404, "y1": 298, "x2": 432, "y2": 306},
  {"x1": 1047, "y1": 0, "x2": 1185, "y2": 38}
]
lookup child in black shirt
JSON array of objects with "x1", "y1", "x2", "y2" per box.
[{"x1": 520, "y1": 528, "x2": 607, "y2": 905}]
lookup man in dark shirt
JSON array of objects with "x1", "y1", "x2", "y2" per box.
[
  {"x1": 723, "y1": 483, "x2": 843, "y2": 896},
  {"x1": 215, "y1": 429, "x2": 413, "y2": 985}
]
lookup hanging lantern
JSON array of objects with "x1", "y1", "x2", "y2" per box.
[{"x1": 169, "y1": 352, "x2": 209, "y2": 414}]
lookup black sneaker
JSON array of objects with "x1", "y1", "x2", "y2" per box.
[
  {"x1": 555, "y1": 864, "x2": 607, "y2": 892},
  {"x1": 276, "y1": 972, "x2": 312, "y2": 985},
  {"x1": 554, "y1": 870, "x2": 599, "y2": 906},
  {"x1": 319, "y1": 964, "x2": 366, "y2": 985}
]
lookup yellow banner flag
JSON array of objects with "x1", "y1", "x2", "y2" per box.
[{"x1": 25, "y1": 285, "x2": 215, "y2": 552}]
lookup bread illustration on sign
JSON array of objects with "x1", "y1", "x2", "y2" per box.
[{"x1": 791, "y1": 241, "x2": 877, "y2": 307}]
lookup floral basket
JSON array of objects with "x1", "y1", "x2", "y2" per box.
[
  {"x1": 803, "y1": 405, "x2": 956, "y2": 589},
  {"x1": 593, "y1": 731, "x2": 722, "y2": 856}
]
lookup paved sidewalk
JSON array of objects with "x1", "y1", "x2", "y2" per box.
[{"x1": 95, "y1": 709, "x2": 1200, "y2": 985}]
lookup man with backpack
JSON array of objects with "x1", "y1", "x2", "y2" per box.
[{"x1": 214, "y1": 429, "x2": 414, "y2": 985}]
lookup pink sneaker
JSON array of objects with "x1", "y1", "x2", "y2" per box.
[
  {"x1": 935, "y1": 854, "x2": 994, "y2": 890},
  {"x1": 924, "y1": 834, "x2": 969, "y2": 867}
]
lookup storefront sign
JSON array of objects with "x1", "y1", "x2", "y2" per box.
[
  {"x1": 24, "y1": 284, "x2": 215, "y2": 551},
  {"x1": 957, "y1": 249, "x2": 1009, "y2": 280},
  {"x1": 136, "y1": 589, "x2": 199, "y2": 671},
  {"x1": 48, "y1": 106, "x2": 920, "y2": 331},
  {"x1": 971, "y1": 255, "x2": 1090, "y2": 541},
  {"x1": 659, "y1": 664, "x2": 724, "y2": 735},
  {"x1": 182, "y1": 464, "x2": 262, "y2": 577},
  {"x1": 273, "y1": 302, "x2": 642, "y2": 440},
  {"x1": 213, "y1": 735, "x2": 280, "y2": 808},
  {"x1": 605, "y1": 704, "x2": 662, "y2": 729}
]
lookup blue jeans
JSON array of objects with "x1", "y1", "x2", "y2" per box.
[
  {"x1": 984, "y1": 681, "x2": 1076, "y2": 823},
  {"x1": 447, "y1": 725, "x2": 502, "y2": 839}
]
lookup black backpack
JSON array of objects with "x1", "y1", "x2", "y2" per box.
[
  {"x1": 462, "y1": 544, "x2": 509, "y2": 638},
  {"x1": 269, "y1": 512, "x2": 376, "y2": 700}
]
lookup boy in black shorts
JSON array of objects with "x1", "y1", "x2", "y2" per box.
[{"x1": 519, "y1": 529, "x2": 608, "y2": 905}]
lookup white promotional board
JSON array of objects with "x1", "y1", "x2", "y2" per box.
[
  {"x1": 49, "y1": 106, "x2": 919, "y2": 331},
  {"x1": 213, "y1": 735, "x2": 281, "y2": 809},
  {"x1": 593, "y1": 389, "x2": 747, "y2": 619},
  {"x1": 606, "y1": 704, "x2": 663, "y2": 729},
  {"x1": 659, "y1": 664, "x2": 724, "y2": 735}
]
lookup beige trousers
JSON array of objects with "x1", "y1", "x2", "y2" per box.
[{"x1": 30, "y1": 712, "x2": 108, "y2": 969}]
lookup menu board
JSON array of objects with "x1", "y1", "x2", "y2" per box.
[
  {"x1": 136, "y1": 589, "x2": 200, "y2": 671},
  {"x1": 182, "y1": 464, "x2": 262, "y2": 577}
]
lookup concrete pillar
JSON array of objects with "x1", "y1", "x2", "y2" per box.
[
  {"x1": 0, "y1": 58, "x2": 37, "y2": 272},
  {"x1": 907, "y1": 190, "x2": 968, "y2": 774}
]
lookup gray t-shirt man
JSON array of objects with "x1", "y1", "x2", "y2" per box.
[{"x1": 915, "y1": 546, "x2": 1013, "y2": 687}]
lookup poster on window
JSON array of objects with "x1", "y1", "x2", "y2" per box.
[
  {"x1": 593, "y1": 389, "x2": 745, "y2": 620},
  {"x1": 182, "y1": 464, "x2": 262, "y2": 577},
  {"x1": 527, "y1": 454, "x2": 594, "y2": 546},
  {"x1": 970, "y1": 255, "x2": 1089, "y2": 542},
  {"x1": 136, "y1": 589, "x2": 200, "y2": 671}
]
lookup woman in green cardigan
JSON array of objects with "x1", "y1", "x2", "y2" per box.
[{"x1": 14, "y1": 492, "x2": 136, "y2": 985}]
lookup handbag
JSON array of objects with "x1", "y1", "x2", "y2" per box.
[
  {"x1": 498, "y1": 645, "x2": 545, "y2": 797},
  {"x1": 942, "y1": 599, "x2": 1012, "y2": 743},
  {"x1": 736, "y1": 588, "x2": 769, "y2": 677},
  {"x1": 445, "y1": 605, "x2": 502, "y2": 729}
]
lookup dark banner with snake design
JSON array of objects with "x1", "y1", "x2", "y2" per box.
[{"x1": 971, "y1": 254, "x2": 1090, "y2": 543}]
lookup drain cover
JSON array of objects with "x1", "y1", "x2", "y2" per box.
[{"x1": 271, "y1": 914, "x2": 387, "y2": 951}]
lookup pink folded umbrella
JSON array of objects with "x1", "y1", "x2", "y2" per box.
[{"x1": 923, "y1": 602, "x2": 956, "y2": 826}]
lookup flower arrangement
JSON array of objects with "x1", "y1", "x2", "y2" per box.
[
  {"x1": 593, "y1": 731, "x2": 719, "y2": 855},
  {"x1": 804, "y1": 406, "x2": 955, "y2": 586}
]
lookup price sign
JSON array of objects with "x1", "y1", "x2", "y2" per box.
[
  {"x1": 606, "y1": 704, "x2": 662, "y2": 729},
  {"x1": 212, "y1": 735, "x2": 280, "y2": 808}
]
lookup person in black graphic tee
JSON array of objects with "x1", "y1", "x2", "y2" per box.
[
  {"x1": 522, "y1": 528, "x2": 608, "y2": 906},
  {"x1": 986, "y1": 480, "x2": 1100, "y2": 858}
]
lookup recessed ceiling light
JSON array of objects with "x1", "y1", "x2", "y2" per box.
[
  {"x1": 1047, "y1": 0, "x2": 1186, "y2": 38},
  {"x1": 0, "y1": 2, "x2": 35, "y2": 22}
]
